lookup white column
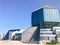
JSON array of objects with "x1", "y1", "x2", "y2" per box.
[{"x1": 9, "y1": 31, "x2": 12, "y2": 40}]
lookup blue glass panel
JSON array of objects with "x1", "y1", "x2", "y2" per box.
[{"x1": 43, "y1": 8, "x2": 60, "y2": 22}]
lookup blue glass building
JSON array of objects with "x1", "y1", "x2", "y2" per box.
[
  {"x1": 31, "y1": 6, "x2": 60, "y2": 43},
  {"x1": 21, "y1": 6, "x2": 60, "y2": 43},
  {"x1": 32, "y1": 6, "x2": 60, "y2": 28}
]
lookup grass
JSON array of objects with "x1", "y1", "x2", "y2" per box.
[
  {"x1": 56, "y1": 43, "x2": 60, "y2": 45},
  {"x1": 45, "y1": 42, "x2": 60, "y2": 45}
]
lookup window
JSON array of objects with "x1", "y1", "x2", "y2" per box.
[{"x1": 44, "y1": 8, "x2": 60, "y2": 22}]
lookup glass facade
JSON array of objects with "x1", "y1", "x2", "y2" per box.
[
  {"x1": 32, "y1": 8, "x2": 43, "y2": 25},
  {"x1": 12, "y1": 33, "x2": 22, "y2": 40},
  {"x1": 40, "y1": 22, "x2": 60, "y2": 28},
  {"x1": 43, "y1": 8, "x2": 60, "y2": 22},
  {"x1": 32, "y1": 7, "x2": 60, "y2": 26},
  {"x1": 32, "y1": 6, "x2": 60, "y2": 42},
  {"x1": 40, "y1": 35, "x2": 55, "y2": 41}
]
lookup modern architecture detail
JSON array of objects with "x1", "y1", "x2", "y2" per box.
[
  {"x1": 21, "y1": 5, "x2": 60, "y2": 43},
  {"x1": 2, "y1": 5, "x2": 60, "y2": 44},
  {"x1": 2, "y1": 29, "x2": 24, "y2": 40},
  {"x1": 21, "y1": 26, "x2": 38, "y2": 43}
]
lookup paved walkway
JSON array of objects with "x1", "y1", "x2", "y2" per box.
[{"x1": 0, "y1": 40, "x2": 44, "y2": 45}]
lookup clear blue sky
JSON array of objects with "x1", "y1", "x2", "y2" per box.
[{"x1": 0, "y1": 0, "x2": 60, "y2": 34}]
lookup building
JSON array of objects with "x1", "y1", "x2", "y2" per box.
[
  {"x1": 12, "y1": 30, "x2": 24, "y2": 40},
  {"x1": 21, "y1": 5, "x2": 60, "y2": 43},
  {"x1": 32, "y1": 5, "x2": 60, "y2": 42},
  {"x1": 2, "y1": 29, "x2": 24, "y2": 40},
  {"x1": 0, "y1": 34, "x2": 4, "y2": 40},
  {"x1": 21, "y1": 26, "x2": 38, "y2": 43},
  {"x1": 53, "y1": 27, "x2": 60, "y2": 43},
  {"x1": 32, "y1": 5, "x2": 60, "y2": 27}
]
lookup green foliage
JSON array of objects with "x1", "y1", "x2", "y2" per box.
[
  {"x1": 45, "y1": 42, "x2": 60, "y2": 45},
  {"x1": 46, "y1": 41, "x2": 56, "y2": 45}
]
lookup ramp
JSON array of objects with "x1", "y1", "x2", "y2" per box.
[{"x1": 21, "y1": 26, "x2": 38, "y2": 43}]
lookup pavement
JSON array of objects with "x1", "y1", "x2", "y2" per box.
[{"x1": 0, "y1": 40, "x2": 44, "y2": 45}]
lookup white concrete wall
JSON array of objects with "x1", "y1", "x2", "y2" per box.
[
  {"x1": 40, "y1": 28, "x2": 51, "y2": 31},
  {"x1": 9, "y1": 30, "x2": 24, "y2": 40}
]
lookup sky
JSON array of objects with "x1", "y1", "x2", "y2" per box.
[{"x1": 0, "y1": 0, "x2": 60, "y2": 34}]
